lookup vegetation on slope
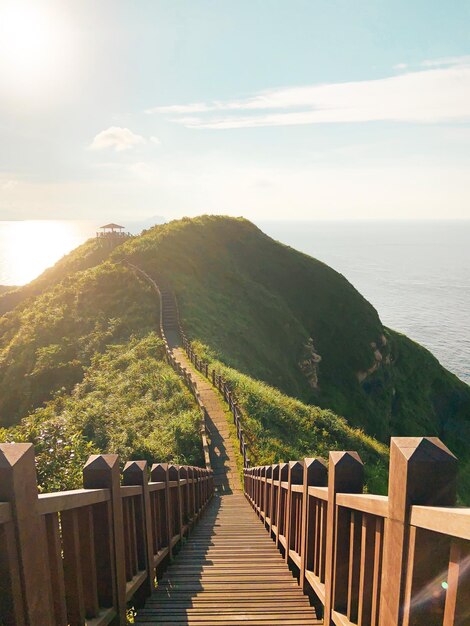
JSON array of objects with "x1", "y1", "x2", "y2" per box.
[
  {"x1": 0, "y1": 262, "x2": 157, "y2": 425},
  {"x1": 1, "y1": 334, "x2": 204, "y2": 491},
  {"x1": 194, "y1": 341, "x2": 389, "y2": 494},
  {"x1": 114, "y1": 216, "x2": 470, "y2": 455},
  {"x1": 0, "y1": 285, "x2": 16, "y2": 294}
]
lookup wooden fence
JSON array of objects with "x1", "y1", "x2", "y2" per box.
[
  {"x1": 181, "y1": 336, "x2": 251, "y2": 469},
  {"x1": 125, "y1": 264, "x2": 213, "y2": 471},
  {"x1": 245, "y1": 437, "x2": 470, "y2": 626},
  {"x1": 0, "y1": 443, "x2": 213, "y2": 625}
]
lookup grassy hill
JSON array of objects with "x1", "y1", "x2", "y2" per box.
[
  {"x1": 114, "y1": 217, "x2": 470, "y2": 455},
  {"x1": 0, "y1": 215, "x2": 469, "y2": 498}
]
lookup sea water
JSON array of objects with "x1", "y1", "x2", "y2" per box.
[{"x1": 259, "y1": 220, "x2": 469, "y2": 384}]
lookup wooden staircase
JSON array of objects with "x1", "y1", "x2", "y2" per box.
[
  {"x1": 136, "y1": 494, "x2": 320, "y2": 625},
  {"x1": 136, "y1": 285, "x2": 320, "y2": 624}
]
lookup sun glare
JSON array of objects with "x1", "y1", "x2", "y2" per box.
[
  {"x1": 1, "y1": 221, "x2": 93, "y2": 285},
  {"x1": 0, "y1": 1, "x2": 73, "y2": 95}
]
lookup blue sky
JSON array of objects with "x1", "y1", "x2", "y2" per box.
[{"x1": 0, "y1": 0, "x2": 469, "y2": 221}]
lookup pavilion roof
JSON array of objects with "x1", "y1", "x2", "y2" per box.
[{"x1": 99, "y1": 223, "x2": 125, "y2": 230}]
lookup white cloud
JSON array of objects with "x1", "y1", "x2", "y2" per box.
[
  {"x1": 89, "y1": 126, "x2": 146, "y2": 152},
  {"x1": 150, "y1": 136, "x2": 161, "y2": 145},
  {"x1": 420, "y1": 55, "x2": 470, "y2": 68},
  {"x1": 1, "y1": 179, "x2": 18, "y2": 190},
  {"x1": 150, "y1": 57, "x2": 470, "y2": 129}
]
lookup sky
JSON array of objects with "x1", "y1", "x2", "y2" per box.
[{"x1": 0, "y1": 0, "x2": 470, "y2": 222}]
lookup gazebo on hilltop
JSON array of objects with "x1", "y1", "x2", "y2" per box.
[{"x1": 96, "y1": 223, "x2": 130, "y2": 240}]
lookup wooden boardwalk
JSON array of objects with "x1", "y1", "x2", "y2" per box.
[
  {"x1": 172, "y1": 344, "x2": 241, "y2": 494},
  {"x1": 136, "y1": 494, "x2": 320, "y2": 625},
  {"x1": 137, "y1": 298, "x2": 319, "y2": 624}
]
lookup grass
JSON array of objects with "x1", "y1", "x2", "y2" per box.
[
  {"x1": 193, "y1": 340, "x2": 389, "y2": 495},
  {"x1": 0, "y1": 334, "x2": 204, "y2": 491}
]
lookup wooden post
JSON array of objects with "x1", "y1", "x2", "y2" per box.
[
  {"x1": 272, "y1": 464, "x2": 280, "y2": 535},
  {"x1": 0, "y1": 443, "x2": 53, "y2": 624},
  {"x1": 265, "y1": 465, "x2": 273, "y2": 532},
  {"x1": 324, "y1": 451, "x2": 364, "y2": 626},
  {"x1": 276, "y1": 463, "x2": 289, "y2": 549},
  {"x1": 151, "y1": 463, "x2": 173, "y2": 558},
  {"x1": 187, "y1": 466, "x2": 196, "y2": 521},
  {"x1": 123, "y1": 461, "x2": 155, "y2": 600},
  {"x1": 83, "y1": 454, "x2": 127, "y2": 625},
  {"x1": 285, "y1": 461, "x2": 303, "y2": 563},
  {"x1": 379, "y1": 437, "x2": 457, "y2": 626},
  {"x1": 300, "y1": 457, "x2": 328, "y2": 592},
  {"x1": 169, "y1": 464, "x2": 183, "y2": 542},
  {"x1": 260, "y1": 466, "x2": 267, "y2": 519}
]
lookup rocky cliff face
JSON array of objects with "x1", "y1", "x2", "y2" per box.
[
  {"x1": 357, "y1": 334, "x2": 390, "y2": 383},
  {"x1": 298, "y1": 337, "x2": 322, "y2": 389}
]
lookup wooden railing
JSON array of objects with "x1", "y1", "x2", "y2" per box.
[
  {"x1": 181, "y1": 335, "x2": 251, "y2": 469},
  {"x1": 124, "y1": 264, "x2": 250, "y2": 470},
  {"x1": 0, "y1": 443, "x2": 213, "y2": 625},
  {"x1": 244, "y1": 437, "x2": 470, "y2": 626},
  {"x1": 124, "y1": 263, "x2": 213, "y2": 470}
]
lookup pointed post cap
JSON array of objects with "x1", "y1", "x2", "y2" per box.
[
  {"x1": 328, "y1": 451, "x2": 363, "y2": 494},
  {"x1": 389, "y1": 437, "x2": 457, "y2": 511},
  {"x1": 279, "y1": 462, "x2": 289, "y2": 480},
  {"x1": 83, "y1": 454, "x2": 120, "y2": 489},
  {"x1": 123, "y1": 460, "x2": 148, "y2": 486},
  {"x1": 289, "y1": 461, "x2": 304, "y2": 485},
  {"x1": 0, "y1": 442, "x2": 34, "y2": 468},
  {"x1": 150, "y1": 462, "x2": 168, "y2": 482},
  {"x1": 304, "y1": 457, "x2": 328, "y2": 486}
]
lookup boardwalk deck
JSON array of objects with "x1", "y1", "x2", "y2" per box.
[
  {"x1": 137, "y1": 317, "x2": 320, "y2": 625},
  {"x1": 136, "y1": 494, "x2": 320, "y2": 625}
]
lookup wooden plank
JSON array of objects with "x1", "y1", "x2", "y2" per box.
[
  {"x1": 136, "y1": 494, "x2": 319, "y2": 624},
  {"x1": 0, "y1": 520, "x2": 25, "y2": 624},
  {"x1": 44, "y1": 513, "x2": 67, "y2": 625},
  {"x1": 410, "y1": 506, "x2": 470, "y2": 541},
  {"x1": 77, "y1": 505, "x2": 100, "y2": 618},
  {"x1": 336, "y1": 493, "x2": 388, "y2": 517},
  {"x1": 346, "y1": 510, "x2": 361, "y2": 622},
  {"x1": 443, "y1": 539, "x2": 470, "y2": 625},
  {"x1": 357, "y1": 513, "x2": 376, "y2": 626},
  {"x1": 38, "y1": 489, "x2": 110, "y2": 514},
  {"x1": 61, "y1": 508, "x2": 86, "y2": 623}
]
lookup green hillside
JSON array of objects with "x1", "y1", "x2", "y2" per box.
[
  {"x1": 0, "y1": 215, "x2": 469, "y2": 499},
  {"x1": 114, "y1": 216, "x2": 470, "y2": 460},
  {"x1": 0, "y1": 334, "x2": 204, "y2": 491},
  {"x1": 0, "y1": 261, "x2": 159, "y2": 424}
]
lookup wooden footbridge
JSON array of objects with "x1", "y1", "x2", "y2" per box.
[{"x1": 0, "y1": 280, "x2": 469, "y2": 625}]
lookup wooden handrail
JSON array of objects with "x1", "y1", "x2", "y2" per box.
[
  {"x1": 180, "y1": 332, "x2": 252, "y2": 469},
  {"x1": 0, "y1": 443, "x2": 214, "y2": 625},
  {"x1": 125, "y1": 263, "x2": 214, "y2": 472},
  {"x1": 245, "y1": 437, "x2": 469, "y2": 626}
]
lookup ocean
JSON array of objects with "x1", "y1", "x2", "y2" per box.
[{"x1": 0, "y1": 219, "x2": 468, "y2": 384}]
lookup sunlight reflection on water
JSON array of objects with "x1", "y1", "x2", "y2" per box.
[{"x1": 0, "y1": 220, "x2": 97, "y2": 285}]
